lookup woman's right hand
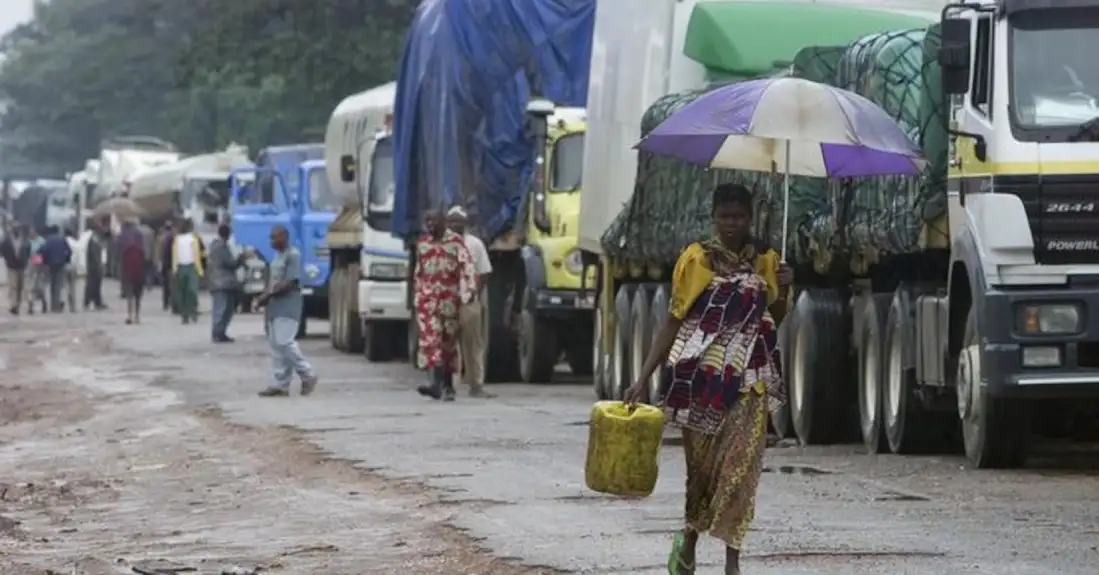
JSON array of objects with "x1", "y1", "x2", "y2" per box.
[{"x1": 624, "y1": 380, "x2": 649, "y2": 406}]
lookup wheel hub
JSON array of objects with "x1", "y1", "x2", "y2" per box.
[{"x1": 957, "y1": 344, "x2": 980, "y2": 421}]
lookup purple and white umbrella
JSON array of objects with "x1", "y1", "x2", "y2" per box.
[{"x1": 636, "y1": 77, "x2": 924, "y2": 258}]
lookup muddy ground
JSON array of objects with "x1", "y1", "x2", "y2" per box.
[{"x1": 1, "y1": 287, "x2": 1098, "y2": 574}]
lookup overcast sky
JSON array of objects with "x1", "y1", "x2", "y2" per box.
[{"x1": 1, "y1": 1, "x2": 34, "y2": 37}]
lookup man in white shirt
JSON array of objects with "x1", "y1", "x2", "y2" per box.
[{"x1": 447, "y1": 206, "x2": 494, "y2": 398}]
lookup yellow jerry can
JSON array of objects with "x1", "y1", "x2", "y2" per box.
[{"x1": 585, "y1": 401, "x2": 666, "y2": 497}]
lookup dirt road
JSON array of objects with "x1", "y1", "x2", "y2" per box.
[{"x1": 1, "y1": 291, "x2": 1098, "y2": 574}]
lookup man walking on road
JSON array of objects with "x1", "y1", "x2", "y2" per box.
[
  {"x1": 172, "y1": 220, "x2": 204, "y2": 324},
  {"x1": 84, "y1": 222, "x2": 107, "y2": 311},
  {"x1": 40, "y1": 226, "x2": 72, "y2": 312},
  {"x1": 26, "y1": 227, "x2": 47, "y2": 315},
  {"x1": 446, "y1": 206, "x2": 494, "y2": 398},
  {"x1": 256, "y1": 225, "x2": 317, "y2": 397},
  {"x1": 159, "y1": 221, "x2": 175, "y2": 311},
  {"x1": 0, "y1": 224, "x2": 31, "y2": 315},
  {"x1": 207, "y1": 222, "x2": 248, "y2": 343}
]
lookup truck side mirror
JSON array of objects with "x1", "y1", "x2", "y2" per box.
[
  {"x1": 939, "y1": 18, "x2": 972, "y2": 95},
  {"x1": 339, "y1": 154, "x2": 355, "y2": 183}
]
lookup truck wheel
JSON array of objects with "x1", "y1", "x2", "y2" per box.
[
  {"x1": 485, "y1": 273, "x2": 519, "y2": 382},
  {"x1": 345, "y1": 264, "x2": 364, "y2": 353},
  {"x1": 958, "y1": 308, "x2": 1029, "y2": 468},
  {"x1": 858, "y1": 294, "x2": 892, "y2": 454},
  {"x1": 518, "y1": 289, "x2": 558, "y2": 383},
  {"x1": 363, "y1": 321, "x2": 394, "y2": 362},
  {"x1": 648, "y1": 286, "x2": 672, "y2": 405},
  {"x1": 238, "y1": 295, "x2": 253, "y2": 314},
  {"x1": 592, "y1": 307, "x2": 609, "y2": 399},
  {"x1": 608, "y1": 286, "x2": 635, "y2": 400},
  {"x1": 408, "y1": 319, "x2": 421, "y2": 368},
  {"x1": 771, "y1": 320, "x2": 794, "y2": 438},
  {"x1": 882, "y1": 287, "x2": 936, "y2": 454},
  {"x1": 629, "y1": 286, "x2": 653, "y2": 401},
  {"x1": 330, "y1": 268, "x2": 346, "y2": 350},
  {"x1": 789, "y1": 289, "x2": 849, "y2": 445}
]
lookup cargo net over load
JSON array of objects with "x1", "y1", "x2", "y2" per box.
[{"x1": 601, "y1": 25, "x2": 949, "y2": 277}]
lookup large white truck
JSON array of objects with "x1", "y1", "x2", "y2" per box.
[{"x1": 323, "y1": 82, "x2": 410, "y2": 361}]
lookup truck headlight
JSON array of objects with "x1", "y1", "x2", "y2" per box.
[
  {"x1": 563, "y1": 249, "x2": 583, "y2": 275},
  {"x1": 1017, "y1": 303, "x2": 1081, "y2": 334},
  {"x1": 369, "y1": 262, "x2": 406, "y2": 279},
  {"x1": 250, "y1": 268, "x2": 265, "y2": 281},
  {"x1": 304, "y1": 264, "x2": 320, "y2": 279}
]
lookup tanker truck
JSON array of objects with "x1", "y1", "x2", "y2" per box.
[
  {"x1": 583, "y1": 0, "x2": 1099, "y2": 469},
  {"x1": 323, "y1": 82, "x2": 411, "y2": 361},
  {"x1": 391, "y1": 0, "x2": 596, "y2": 382}
]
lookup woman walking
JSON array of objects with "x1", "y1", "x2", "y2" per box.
[
  {"x1": 626, "y1": 183, "x2": 793, "y2": 575},
  {"x1": 117, "y1": 219, "x2": 147, "y2": 324},
  {"x1": 413, "y1": 208, "x2": 475, "y2": 402}
]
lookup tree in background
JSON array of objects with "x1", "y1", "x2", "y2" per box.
[{"x1": 0, "y1": 0, "x2": 413, "y2": 172}]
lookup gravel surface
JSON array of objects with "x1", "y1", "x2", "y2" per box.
[{"x1": 0, "y1": 282, "x2": 1097, "y2": 574}]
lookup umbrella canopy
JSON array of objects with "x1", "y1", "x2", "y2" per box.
[
  {"x1": 93, "y1": 197, "x2": 145, "y2": 220},
  {"x1": 636, "y1": 77, "x2": 923, "y2": 178}
]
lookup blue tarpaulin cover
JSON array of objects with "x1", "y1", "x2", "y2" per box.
[{"x1": 391, "y1": 0, "x2": 594, "y2": 239}]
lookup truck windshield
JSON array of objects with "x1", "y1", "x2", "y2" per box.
[
  {"x1": 550, "y1": 133, "x2": 583, "y2": 191},
  {"x1": 307, "y1": 169, "x2": 340, "y2": 212},
  {"x1": 366, "y1": 138, "x2": 394, "y2": 232},
  {"x1": 1010, "y1": 9, "x2": 1099, "y2": 140}
]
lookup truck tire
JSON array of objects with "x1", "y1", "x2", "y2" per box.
[
  {"x1": 771, "y1": 319, "x2": 794, "y2": 439},
  {"x1": 958, "y1": 308, "x2": 1029, "y2": 468},
  {"x1": 629, "y1": 286, "x2": 653, "y2": 401},
  {"x1": 363, "y1": 320, "x2": 394, "y2": 362},
  {"x1": 485, "y1": 273, "x2": 519, "y2": 382},
  {"x1": 238, "y1": 294, "x2": 253, "y2": 314},
  {"x1": 408, "y1": 319, "x2": 421, "y2": 368},
  {"x1": 608, "y1": 286, "x2": 635, "y2": 400},
  {"x1": 648, "y1": 285, "x2": 672, "y2": 405},
  {"x1": 592, "y1": 307, "x2": 609, "y2": 400},
  {"x1": 518, "y1": 288, "x2": 558, "y2": 383},
  {"x1": 789, "y1": 288, "x2": 849, "y2": 445},
  {"x1": 330, "y1": 268, "x2": 346, "y2": 350},
  {"x1": 857, "y1": 293, "x2": 892, "y2": 454},
  {"x1": 882, "y1": 287, "x2": 937, "y2": 454},
  {"x1": 296, "y1": 315, "x2": 307, "y2": 340},
  {"x1": 344, "y1": 264, "x2": 364, "y2": 353}
]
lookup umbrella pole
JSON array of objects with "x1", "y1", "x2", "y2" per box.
[{"x1": 780, "y1": 140, "x2": 791, "y2": 261}]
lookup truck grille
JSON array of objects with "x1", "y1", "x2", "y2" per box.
[{"x1": 1002, "y1": 174, "x2": 1099, "y2": 266}]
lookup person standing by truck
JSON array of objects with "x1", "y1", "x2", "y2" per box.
[
  {"x1": 39, "y1": 225, "x2": 72, "y2": 312},
  {"x1": 158, "y1": 221, "x2": 175, "y2": 313},
  {"x1": 0, "y1": 224, "x2": 31, "y2": 315},
  {"x1": 207, "y1": 222, "x2": 249, "y2": 343},
  {"x1": 414, "y1": 209, "x2": 476, "y2": 402},
  {"x1": 625, "y1": 184, "x2": 792, "y2": 575},
  {"x1": 117, "y1": 219, "x2": 146, "y2": 324},
  {"x1": 83, "y1": 221, "x2": 107, "y2": 311},
  {"x1": 256, "y1": 225, "x2": 318, "y2": 397},
  {"x1": 446, "y1": 206, "x2": 494, "y2": 398}
]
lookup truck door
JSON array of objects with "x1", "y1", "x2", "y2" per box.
[
  {"x1": 229, "y1": 167, "x2": 295, "y2": 265},
  {"x1": 296, "y1": 165, "x2": 335, "y2": 291}
]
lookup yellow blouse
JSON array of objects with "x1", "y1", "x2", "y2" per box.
[{"x1": 669, "y1": 242, "x2": 790, "y2": 323}]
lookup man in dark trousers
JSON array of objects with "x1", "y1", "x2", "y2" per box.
[
  {"x1": 159, "y1": 221, "x2": 175, "y2": 313},
  {"x1": 40, "y1": 226, "x2": 72, "y2": 312},
  {"x1": 0, "y1": 224, "x2": 31, "y2": 315},
  {"x1": 84, "y1": 221, "x2": 107, "y2": 311}
]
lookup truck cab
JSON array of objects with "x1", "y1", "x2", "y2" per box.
[
  {"x1": 297, "y1": 159, "x2": 339, "y2": 318},
  {"x1": 498, "y1": 101, "x2": 595, "y2": 383},
  {"x1": 887, "y1": 0, "x2": 1099, "y2": 467}
]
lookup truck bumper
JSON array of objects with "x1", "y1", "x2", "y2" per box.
[
  {"x1": 981, "y1": 287, "x2": 1099, "y2": 398},
  {"x1": 359, "y1": 279, "x2": 409, "y2": 321},
  {"x1": 532, "y1": 288, "x2": 595, "y2": 317},
  {"x1": 240, "y1": 259, "x2": 267, "y2": 295}
]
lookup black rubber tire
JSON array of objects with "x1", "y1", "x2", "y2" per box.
[
  {"x1": 407, "y1": 319, "x2": 421, "y2": 368},
  {"x1": 329, "y1": 268, "x2": 346, "y2": 351},
  {"x1": 296, "y1": 315, "x2": 307, "y2": 340},
  {"x1": 858, "y1": 294, "x2": 892, "y2": 454},
  {"x1": 608, "y1": 286, "x2": 635, "y2": 400},
  {"x1": 960, "y1": 308, "x2": 1030, "y2": 468},
  {"x1": 647, "y1": 285, "x2": 672, "y2": 405},
  {"x1": 629, "y1": 286, "x2": 653, "y2": 401},
  {"x1": 592, "y1": 307, "x2": 609, "y2": 399},
  {"x1": 770, "y1": 319, "x2": 794, "y2": 439},
  {"x1": 882, "y1": 287, "x2": 941, "y2": 455},
  {"x1": 519, "y1": 289, "x2": 558, "y2": 383},
  {"x1": 345, "y1": 264, "x2": 364, "y2": 354},
  {"x1": 363, "y1": 320, "x2": 394, "y2": 362},
  {"x1": 789, "y1": 288, "x2": 850, "y2": 445},
  {"x1": 485, "y1": 273, "x2": 519, "y2": 382}
]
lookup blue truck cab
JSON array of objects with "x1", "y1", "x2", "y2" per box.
[{"x1": 228, "y1": 143, "x2": 326, "y2": 335}]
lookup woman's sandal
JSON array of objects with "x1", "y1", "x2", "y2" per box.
[{"x1": 667, "y1": 531, "x2": 696, "y2": 575}]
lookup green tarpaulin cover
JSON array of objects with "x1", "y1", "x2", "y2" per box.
[{"x1": 602, "y1": 25, "x2": 949, "y2": 276}]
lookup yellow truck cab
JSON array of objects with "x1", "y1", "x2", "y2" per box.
[{"x1": 489, "y1": 102, "x2": 594, "y2": 383}]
